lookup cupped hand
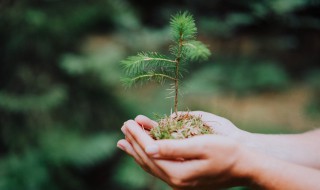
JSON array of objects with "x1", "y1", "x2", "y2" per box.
[
  {"x1": 135, "y1": 111, "x2": 247, "y2": 139},
  {"x1": 117, "y1": 120, "x2": 251, "y2": 189}
]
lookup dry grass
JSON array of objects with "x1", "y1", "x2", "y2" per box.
[{"x1": 150, "y1": 113, "x2": 214, "y2": 140}]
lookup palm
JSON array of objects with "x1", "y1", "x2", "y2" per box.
[{"x1": 135, "y1": 111, "x2": 243, "y2": 138}]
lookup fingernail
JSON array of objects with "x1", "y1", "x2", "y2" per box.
[
  {"x1": 135, "y1": 115, "x2": 145, "y2": 120},
  {"x1": 121, "y1": 126, "x2": 126, "y2": 135},
  {"x1": 117, "y1": 142, "x2": 125, "y2": 151},
  {"x1": 126, "y1": 120, "x2": 136, "y2": 130},
  {"x1": 145, "y1": 144, "x2": 159, "y2": 155}
]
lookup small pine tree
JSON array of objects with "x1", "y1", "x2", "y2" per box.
[
  {"x1": 121, "y1": 11, "x2": 213, "y2": 139},
  {"x1": 121, "y1": 11, "x2": 211, "y2": 115}
]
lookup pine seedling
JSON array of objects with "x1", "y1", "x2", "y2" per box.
[{"x1": 121, "y1": 11, "x2": 213, "y2": 139}]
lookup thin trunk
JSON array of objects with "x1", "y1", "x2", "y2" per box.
[
  {"x1": 174, "y1": 61, "x2": 179, "y2": 115},
  {"x1": 174, "y1": 34, "x2": 183, "y2": 116}
]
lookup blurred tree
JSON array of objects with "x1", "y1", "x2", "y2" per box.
[
  {"x1": 128, "y1": 0, "x2": 320, "y2": 75},
  {"x1": 0, "y1": 0, "x2": 147, "y2": 189}
]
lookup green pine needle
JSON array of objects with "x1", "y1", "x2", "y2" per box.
[
  {"x1": 120, "y1": 11, "x2": 211, "y2": 111},
  {"x1": 121, "y1": 52, "x2": 176, "y2": 76},
  {"x1": 170, "y1": 11, "x2": 197, "y2": 41},
  {"x1": 122, "y1": 72, "x2": 176, "y2": 87},
  {"x1": 183, "y1": 40, "x2": 211, "y2": 61},
  {"x1": 121, "y1": 52, "x2": 175, "y2": 75},
  {"x1": 121, "y1": 52, "x2": 178, "y2": 87}
]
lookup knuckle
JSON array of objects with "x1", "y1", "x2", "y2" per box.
[
  {"x1": 170, "y1": 177, "x2": 186, "y2": 188},
  {"x1": 168, "y1": 172, "x2": 191, "y2": 188},
  {"x1": 159, "y1": 142, "x2": 173, "y2": 157}
]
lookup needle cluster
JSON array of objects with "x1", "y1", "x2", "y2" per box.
[{"x1": 121, "y1": 11, "x2": 211, "y2": 114}]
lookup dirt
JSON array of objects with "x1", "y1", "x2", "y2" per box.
[{"x1": 150, "y1": 113, "x2": 213, "y2": 140}]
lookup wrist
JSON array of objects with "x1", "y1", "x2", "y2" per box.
[
  {"x1": 232, "y1": 129, "x2": 252, "y2": 145},
  {"x1": 234, "y1": 131, "x2": 264, "y2": 152},
  {"x1": 231, "y1": 145, "x2": 259, "y2": 187}
]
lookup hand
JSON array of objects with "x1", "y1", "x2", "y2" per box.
[
  {"x1": 118, "y1": 120, "x2": 250, "y2": 189},
  {"x1": 134, "y1": 111, "x2": 247, "y2": 140},
  {"x1": 118, "y1": 112, "x2": 320, "y2": 189}
]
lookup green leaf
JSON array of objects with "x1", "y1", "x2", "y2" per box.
[
  {"x1": 170, "y1": 11, "x2": 197, "y2": 41},
  {"x1": 183, "y1": 40, "x2": 211, "y2": 61}
]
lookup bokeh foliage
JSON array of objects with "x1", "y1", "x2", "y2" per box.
[
  {"x1": 0, "y1": 0, "x2": 141, "y2": 189},
  {"x1": 0, "y1": 0, "x2": 319, "y2": 189}
]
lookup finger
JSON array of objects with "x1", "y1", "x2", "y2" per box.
[
  {"x1": 121, "y1": 123, "x2": 155, "y2": 172},
  {"x1": 125, "y1": 134, "x2": 152, "y2": 173},
  {"x1": 121, "y1": 125, "x2": 147, "y2": 167},
  {"x1": 124, "y1": 130, "x2": 164, "y2": 176},
  {"x1": 121, "y1": 124, "x2": 126, "y2": 135},
  {"x1": 126, "y1": 132, "x2": 168, "y2": 180},
  {"x1": 125, "y1": 120, "x2": 155, "y2": 149},
  {"x1": 120, "y1": 125, "x2": 137, "y2": 157},
  {"x1": 117, "y1": 139, "x2": 135, "y2": 156},
  {"x1": 122, "y1": 124, "x2": 150, "y2": 145},
  {"x1": 156, "y1": 159, "x2": 206, "y2": 184},
  {"x1": 135, "y1": 115, "x2": 158, "y2": 130},
  {"x1": 145, "y1": 136, "x2": 207, "y2": 159},
  {"x1": 117, "y1": 139, "x2": 145, "y2": 166},
  {"x1": 124, "y1": 124, "x2": 206, "y2": 187}
]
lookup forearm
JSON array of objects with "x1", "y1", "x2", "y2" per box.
[
  {"x1": 238, "y1": 129, "x2": 320, "y2": 169},
  {"x1": 239, "y1": 148, "x2": 320, "y2": 189}
]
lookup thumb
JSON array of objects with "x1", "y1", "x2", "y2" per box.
[
  {"x1": 135, "y1": 115, "x2": 158, "y2": 130},
  {"x1": 145, "y1": 137, "x2": 206, "y2": 159}
]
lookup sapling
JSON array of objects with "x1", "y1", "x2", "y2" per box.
[{"x1": 121, "y1": 11, "x2": 213, "y2": 139}]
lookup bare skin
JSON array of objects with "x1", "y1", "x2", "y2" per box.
[{"x1": 117, "y1": 111, "x2": 320, "y2": 189}]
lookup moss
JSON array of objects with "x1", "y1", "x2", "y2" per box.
[{"x1": 150, "y1": 113, "x2": 214, "y2": 140}]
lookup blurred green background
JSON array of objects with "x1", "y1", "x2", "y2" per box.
[{"x1": 0, "y1": 0, "x2": 319, "y2": 189}]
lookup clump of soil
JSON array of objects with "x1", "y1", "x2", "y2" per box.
[{"x1": 150, "y1": 113, "x2": 214, "y2": 140}]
